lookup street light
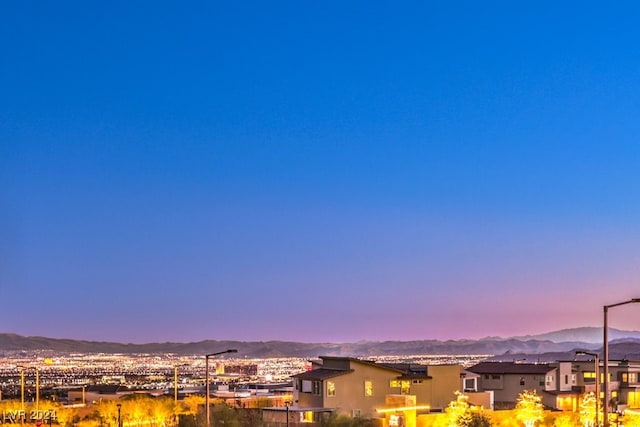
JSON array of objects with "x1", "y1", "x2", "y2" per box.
[
  {"x1": 19, "y1": 367, "x2": 25, "y2": 411},
  {"x1": 603, "y1": 298, "x2": 640, "y2": 427},
  {"x1": 174, "y1": 364, "x2": 189, "y2": 402},
  {"x1": 576, "y1": 350, "x2": 600, "y2": 427},
  {"x1": 205, "y1": 349, "x2": 238, "y2": 427},
  {"x1": 17, "y1": 366, "x2": 39, "y2": 411}
]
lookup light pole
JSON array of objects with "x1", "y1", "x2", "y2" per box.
[
  {"x1": 577, "y1": 350, "x2": 600, "y2": 427},
  {"x1": 173, "y1": 363, "x2": 190, "y2": 402},
  {"x1": 285, "y1": 400, "x2": 290, "y2": 427},
  {"x1": 603, "y1": 298, "x2": 640, "y2": 427},
  {"x1": 205, "y1": 349, "x2": 238, "y2": 427},
  {"x1": 174, "y1": 366, "x2": 179, "y2": 402},
  {"x1": 35, "y1": 368, "x2": 39, "y2": 412},
  {"x1": 117, "y1": 403, "x2": 122, "y2": 427},
  {"x1": 19, "y1": 367, "x2": 25, "y2": 410},
  {"x1": 17, "y1": 366, "x2": 39, "y2": 411}
]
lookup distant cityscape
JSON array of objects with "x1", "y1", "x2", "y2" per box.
[
  {"x1": 2, "y1": 327, "x2": 640, "y2": 426},
  {"x1": 0, "y1": 350, "x2": 491, "y2": 401}
]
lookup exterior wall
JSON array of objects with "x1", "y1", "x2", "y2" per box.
[
  {"x1": 554, "y1": 362, "x2": 574, "y2": 392},
  {"x1": 612, "y1": 361, "x2": 640, "y2": 409},
  {"x1": 478, "y1": 372, "x2": 552, "y2": 408},
  {"x1": 466, "y1": 391, "x2": 492, "y2": 409},
  {"x1": 425, "y1": 365, "x2": 462, "y2": 410},
  {"x1": 326, "y1": 362, "x2": 397, "y2": 418},
  {"x1": 321, "y1": 358, "x2": 354, "y2": 371},
  {"x1": 295, "y1": 359, "x2": 464, "y2": 418},
  {"x1": 294, "y1": 380, "x2": 325, "y2": 408}
]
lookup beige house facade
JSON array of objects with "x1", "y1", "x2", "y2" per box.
[{"x1": 291, "y1": 356, "x2": 461, "y2": 420}]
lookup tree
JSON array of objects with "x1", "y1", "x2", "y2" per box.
[
  {"x1": 468, "y1": 412, "x2": 492, "y2": 427},
  {"x1": 437, "y1": 392, "x2": 490, "y2": 427},
  {"x1": 579, "y1": 391, "x2": 597, "y2": 427},
  {"x1": 445, "y1": 392, "x2": 472, "y2": 427},
  {"x1": 515, "y1": 390, "x2": 544, "y2": 427}
]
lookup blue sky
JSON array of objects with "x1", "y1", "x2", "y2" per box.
[{"x1": 2, "y1": 1, "x2": 640, "y2": 343}]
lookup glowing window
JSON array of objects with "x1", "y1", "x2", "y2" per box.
[
  {"x1": 301, "y1": 411, "x2": 314, "y2": 422},
  {"x1": 327, "y1": 381, "x2": 335, "y2": 397},
  {"x1": 364, "y1": 380, "x2": 373, "y2": 397}
]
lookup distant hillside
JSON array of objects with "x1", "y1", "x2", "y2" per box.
[
  {"x1": 488, "y1": 340, "x2": 640, "y2": 363},
  {"x1": 1, "y1": 327, "x2": 639, "y2": 358},
  {"x1": 514, "y1": 327, "x2": 640, "y2": 344}
]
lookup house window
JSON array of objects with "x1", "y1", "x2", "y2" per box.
[
  {"x1": 402, "y1": 381, "x2": 410, "y2": 394},
  {"x1": 572, "y1": 374, "x2": 576, "y2": 384},
  {"x1": 583, "y1": 372, "x2": 596, "y2": 381},
  {"x1": 390, "y1": 380, "x2": 410, "y2": 394},
  {"x1": 313, "y1": 381, "x2": 321, "y2": 395},
  {"x1": 565, "y1": 375, "x2": 569, "y2": 385},
  {"x1": 491, "y1": 375, "x2": 500, "y2": 380},
  {"x1": 327, "y1": 381, "x2": 335, "y2": 397},
  {"x1": 364, "y1": 380, "x2": 373, "y2": 397},
  {"x1": 302, "y1": 380, "x2": 313, "y2": 393},
  {"x1": 520, "y1": 377, "x2": 525, "y2": 386},
  {"x1": 464, "y1": 378, "x2": 476, "y2": 391},
  {"x1": 546, "y1": 375, "x2": 553, "y2": 384}
]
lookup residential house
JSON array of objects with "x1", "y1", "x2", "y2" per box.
[
  {"x1": 466, "y1": 362, "x2": 562, "y2": 409},
  {"x1": 291, "y1": 356, "x2": 461, "y2": 421}
]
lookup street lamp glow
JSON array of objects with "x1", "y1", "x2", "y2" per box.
[{"x1": 205, "y1": 349, "x2": 238, "y2": 427}]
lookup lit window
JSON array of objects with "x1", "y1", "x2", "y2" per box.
[
  {"x1": 327, "y1": 381, "x2": 335, "y2": 397},
  {"x1": 401, "y1": 381, "x2": 410, "y2": 395},
  {"x1": 364, "y1": 380, "x2": 373, "y2": 397}
]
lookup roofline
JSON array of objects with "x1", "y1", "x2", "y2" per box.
[{"x1": 318, "y1": 356, "x2": 407, "y2": 374}]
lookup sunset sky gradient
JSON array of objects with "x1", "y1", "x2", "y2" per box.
[{"x1": 2, "y1": 1, "x2": 640, "y2": 343}]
